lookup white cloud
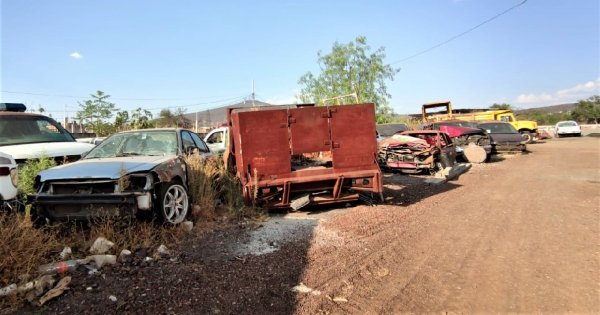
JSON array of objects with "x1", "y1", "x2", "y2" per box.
[
  {"x1": 516, "y1": 77, "x2": 600, "y2": 105},
  {"x1": 556, "y1": 78, "x2": 600, "y2": 96},
  {"x1": 69, "y1": 52, "x2": 83, "y2": 59}
]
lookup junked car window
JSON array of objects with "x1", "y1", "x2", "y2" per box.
[
  {"x1": 0, "y1": 115, "x2": 74, "y2": 146},
  {"x1": 85, "y1": 131, "x2": 178, "y2": 159},
  {"x1": 190, "y1": 132, "x2": 210, "y2": 153}
]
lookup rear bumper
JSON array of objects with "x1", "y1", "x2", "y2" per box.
[{"x1": 245, "y1": 168, "x2": 383, "y2": 209}]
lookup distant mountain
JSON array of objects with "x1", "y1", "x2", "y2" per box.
[{"x1": 515, "y1": 103, "x2": 577, "y2": 115}]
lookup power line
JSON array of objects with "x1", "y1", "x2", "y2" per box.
[
  {"x1": 391, "y1": 0, "x2": 528, "y2": 64},
  {"x1": 0, "y1": 90, "x2": 247, "y2": 102}
]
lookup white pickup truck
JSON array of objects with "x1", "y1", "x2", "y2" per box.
[{"x1": 203, "y1": 126, "x2": 228, "y2": 154}]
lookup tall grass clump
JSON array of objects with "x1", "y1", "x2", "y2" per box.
[
  {"x1": 0, "y1": 213, "x2": 59, "y2": 291},
  {"x1": 185, "y1": 155, "x2": 249, "y2": 220}
]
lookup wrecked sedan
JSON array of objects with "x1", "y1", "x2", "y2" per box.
[
  {"x1": 30, "y1": 128, "x2": 212, "y2": 225},
  {"x1": 377, "y1": 130, "x2": 457, "y2": 174},
  {"x1": 477, "y1": 121, "x2": 527, "y2": 153},
  {"x1": 423, "y1": 120, "x2": 492, "y2": 163}
]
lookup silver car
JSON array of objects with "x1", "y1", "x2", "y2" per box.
[{"x1": 30, "y1": 128, "x2": 212, "y2": 225}]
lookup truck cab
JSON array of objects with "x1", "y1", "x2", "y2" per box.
[{"x1": 203, "y1": 126, "x2": 228, "y2": 154}]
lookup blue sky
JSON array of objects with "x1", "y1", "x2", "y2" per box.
[{"x1": 1, "y1": 0, "x2": 598, "y2": 120}]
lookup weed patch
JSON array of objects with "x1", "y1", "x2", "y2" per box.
[{"x1": 185, "y1": 155, "x2": 254, "y2": 220}]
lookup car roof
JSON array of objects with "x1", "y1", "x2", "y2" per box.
[{"x1": 0, "y1": 111, "x2": 49, "y2": 118}]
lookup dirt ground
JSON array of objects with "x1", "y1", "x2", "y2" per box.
[{"x1": 16, "y1": 136, "x2": 600, "y2": 314}]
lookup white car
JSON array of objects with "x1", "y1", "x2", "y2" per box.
[
  {"x1": 0, "y1": 151, "x2": 19, "y2": 210},
  {"x1": 555, "y1": 121, "x2": 582, "y2": 137},
  {"x1": 0, "y1": 103, "x2": 94, "y2": 163}
]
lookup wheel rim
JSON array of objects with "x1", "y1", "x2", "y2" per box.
[{"x1": 162, "y1": 184, "x2": 189, "y2": 224}]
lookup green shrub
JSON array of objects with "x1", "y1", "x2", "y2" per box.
[{"x1": 18, "y1": 156, "x2": 56, "y2": 199}]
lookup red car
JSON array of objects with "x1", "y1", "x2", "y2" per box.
[{"x1": 377, "y1": 130, "x2": 457, "y2": 174}]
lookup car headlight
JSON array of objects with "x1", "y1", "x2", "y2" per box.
[
  {"x1": 10, "y1": 168, "x2": 18, "y2": 187},
  {"x1": 0, "y1": 156, "x2": 12, "y2": 164}
]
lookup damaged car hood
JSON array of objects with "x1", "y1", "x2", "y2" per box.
[
  {"x1": 438, "y1": 125, "x2": 484, "y2": 138},
  {"x1": 38, "y1": 156, "x2": 178, "y2": 182}
]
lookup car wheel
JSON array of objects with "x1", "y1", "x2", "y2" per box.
[
  {"x1": 521, "y1": 131, "x2": 533, "y2": 143},
  {"x1": 157, "y1": 181, "x2": 189, "y2": 225}
]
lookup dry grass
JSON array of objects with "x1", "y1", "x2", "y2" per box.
[
  {"x1": 185, "y1": 155, "x2": 252, "y2": 220},
  {"x1": 0, "y1": 214, "x2": 187, "y2": 310},
  {"x1": 58, "y1": 217, "x2": 188, "y2": 256},
  {"x1": 0, "y1": 213, "x2": 60, "y2": 288}
]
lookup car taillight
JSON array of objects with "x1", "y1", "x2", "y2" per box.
[
  {"x1": 10, "y1": 168, "x2": 18, "y2": 187},
  {"x1": 0, "y1": 167, "x2": 10, "y2": 176}
]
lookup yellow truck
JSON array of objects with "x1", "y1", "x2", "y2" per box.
[{"x1": 421, "y1": 101, "x2": 538, "y2": 143}]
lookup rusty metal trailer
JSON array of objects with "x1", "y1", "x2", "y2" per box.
[{"x1": 225, "y1": 103, "x2": 383, "y2": 209}]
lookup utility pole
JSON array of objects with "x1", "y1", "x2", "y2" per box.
[{"x1": 252, "y1": 80, "x2": 256, "y2": 107}]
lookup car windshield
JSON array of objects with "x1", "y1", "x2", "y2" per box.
[
  {"x1": 557, "y1": 121, "x2": 577, "y2": 127},
  {"x1": 0, "y1": 115, "x2": 75, "y2": 146},
  {"x1": 479, "y1": 123, "x2": 518, "y2": 134},
  {"x1": 85, "y1": 130, "x2": 178, "y2": 159}
]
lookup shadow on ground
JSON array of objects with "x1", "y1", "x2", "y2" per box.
[{"x1": 381, "y1": 173, "x2": 462, "y2": 206}]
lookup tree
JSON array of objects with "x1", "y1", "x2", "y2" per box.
[
  {"x1": 114, "y1": 110, "x2": 129, "y2": 131},
  {"x1": 490, "y1": 103, "x2": 512, "y2": 110},
  {"x1": 571, "y1": 95, "x2": 600, "y2": 123},
  {"x1": 37, "y1": 105, "x2": 45, "y2": 113},
  {"x1": 76, "y1": 91, "x2": 118, "y2": 136},
  {"x1": 130, "y1": 107, "x2": 154, "y2": 129},
  {"x1": 297, "y1": 36, "x2": 400, "y2": 120},
  {"x1": 156, "y1": 108, "x2": 191, "y2": 128}
]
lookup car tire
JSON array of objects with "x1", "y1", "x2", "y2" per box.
[
  {"x1": 156, "y1": 181, "x2": 189, "y2": 225},
  {"x1": 521, "y1": 131, "x2": 533, "y2": 143}
]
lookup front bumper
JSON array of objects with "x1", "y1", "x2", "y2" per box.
[{"x1": 31, "y1": 191, "x2": 152, "y2": 220}]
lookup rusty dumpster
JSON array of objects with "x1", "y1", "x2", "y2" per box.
[{"x1": 225, "y1": 103, "x2": 383, "y2": 209}]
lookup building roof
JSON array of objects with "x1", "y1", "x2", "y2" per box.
[{"x1": 183, "y1": 100, "x2": 275, "y2": 127}]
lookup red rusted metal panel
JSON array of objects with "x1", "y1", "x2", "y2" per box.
[
  {"x1": 231, "y1": 109, "x2": 290, "y2": 179},
  {"x1": 330, "y1": 104, "x2": 378, "y2": 169},
  {"x1": 289, "y1": 106, "x2": 330, "y2": 154},
  {"x1": 228, "y1": 103, "x2": 383, "y2": 209}
]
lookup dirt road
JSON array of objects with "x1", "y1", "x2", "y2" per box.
[
  {"x1": 296, "y1": 137, "x2": 600, "y2": 314},
  {"x1": 29, "y1": 137, "x2": 599, "y2": 314}
]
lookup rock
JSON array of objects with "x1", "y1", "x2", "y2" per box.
[
  {"x1": 109, "y1": 295, "x2": 117, "y2": 302},
  {"x1": 59, "y1": 247, "x2": 72, "y2": 260},
  {"x1": 333, "y1": 296, "x2": 348, "y2": 303},
  {"x1": 291, "y1": 283, "x2": 314, "y2": 294},
  {"x1": 154, "y1": 244, "x2": 170, "y2": 259},
  {"x1": 182, "y1": 221, "x2": 194, "y2": 233},
  {"x1": 119, "y1": 249, "x2": 132, "y2": 263},
  {"x1": 89, "y1": 237, "x2": 115, "y2": 255}
]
